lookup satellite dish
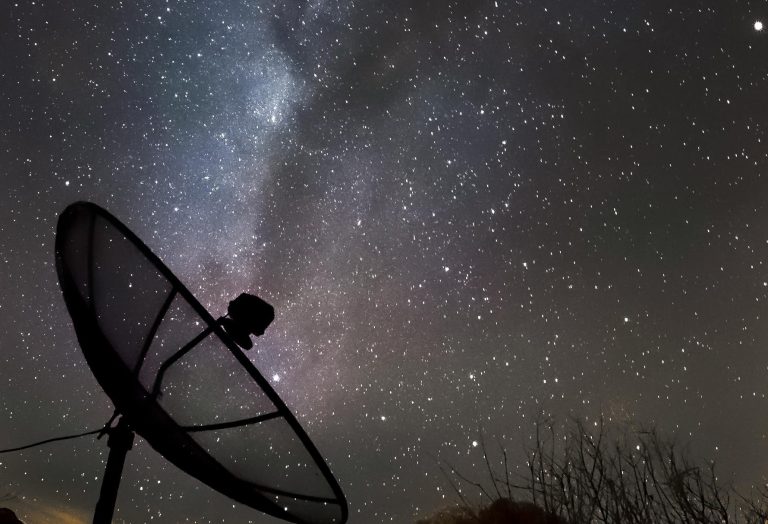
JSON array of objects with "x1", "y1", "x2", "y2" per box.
[{"x1": 55, "y1": 202, "x2": 348, "y2": 524}]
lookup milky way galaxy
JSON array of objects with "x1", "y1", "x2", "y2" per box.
[{"x1": 3, "y1": 1, "x2": 768, "y2": 523}]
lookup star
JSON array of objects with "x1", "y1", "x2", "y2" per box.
[{"x1": 5, "y1": 2, "x2": 768, "y2": 522}]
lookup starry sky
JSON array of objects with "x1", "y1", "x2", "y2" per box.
[{"x1": 3, "y1": 1, "x2": 768, "y2": 522}]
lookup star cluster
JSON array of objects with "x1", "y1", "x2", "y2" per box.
[{"x1": 3, "y1": 1, "x2": 768, "y2": 522}]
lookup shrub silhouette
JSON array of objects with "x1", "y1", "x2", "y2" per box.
[
  {"x1": 420, "y1": 418, "x2": 768, "y2": 524},
  {"x1": 0, "y1": 508, "x2": 22, "y2": 524},
  {"x1": 416, "y1": 499, "x2": 566, "y2": 524}
]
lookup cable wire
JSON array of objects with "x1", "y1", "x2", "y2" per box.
[{"x1": 0, "y1": 428, "x2": 103, "y2": 454}]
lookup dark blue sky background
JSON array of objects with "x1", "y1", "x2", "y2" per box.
[{"x1": 3, "y1": 1, "x2": 768, "y2": 522}]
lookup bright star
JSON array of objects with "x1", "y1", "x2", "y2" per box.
[{"x1": 755, "y1": 20, "x2": 764, "y2": 31}]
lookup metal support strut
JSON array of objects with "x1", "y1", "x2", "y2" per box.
[{"x1": 93, "y1": 417, "x2": 134, "y2": 524}]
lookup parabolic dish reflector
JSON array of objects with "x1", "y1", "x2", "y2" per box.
[{"x1": 55, "y1": 202, "x2": 348, "y2": 524}]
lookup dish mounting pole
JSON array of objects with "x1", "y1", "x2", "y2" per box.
[{"x1": 93, "y1": 417, "x2": 134, "y2": 524}]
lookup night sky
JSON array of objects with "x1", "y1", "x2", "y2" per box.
[{"x1": 3, "y1": 1, "x2": 768, "y2": 522}]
